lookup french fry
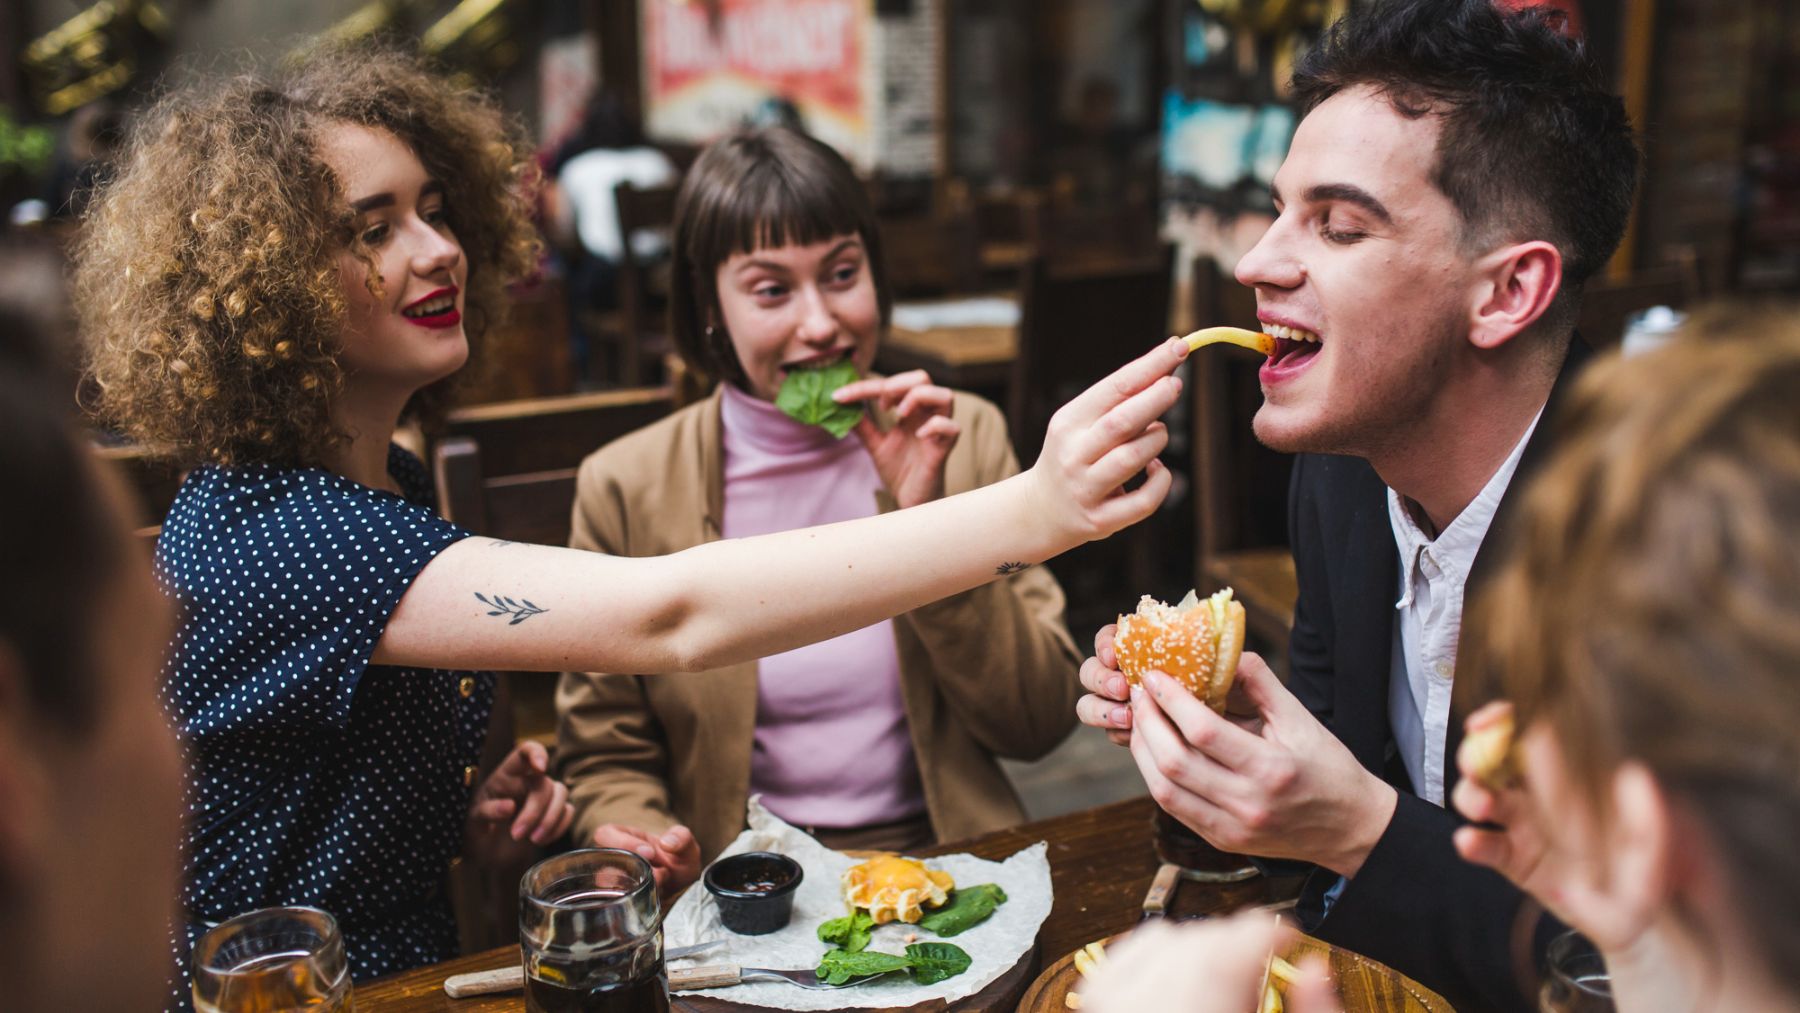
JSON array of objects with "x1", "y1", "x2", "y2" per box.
[
  {"x1": 1065, "y1": 991, "x2": 1083, "y2": 1009},
  {"x1": 1084, "y1": 941, "x2": 1109, "y2": 967},
  {"x1": 1182, "y1": 326, "x2": 1278, "y2": 356},
  {"x1": 1260, "y1": 982, "x2": 1283, "y2": 1013},
  {"x1": 1268, "y1": 954, "x2": 1301, "y2": 986}
]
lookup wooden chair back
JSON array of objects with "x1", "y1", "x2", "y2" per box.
[
  {"x1": 612, "y1": 182, "x2": 681, "y2": 386},
  {"x1": 1009, "y1": 246, "x2": 1175, "y2": 462},
  {"x1": 1575, "y1": 265, "x2": 1697, "y2": 349},
  {"x1": 1190, "y1": 256, "x2": 1297, "y2": 654},
  {"x1": 432, "y1": 386, "x2": 672, "y2": 547},
  {"x1": 879, "y1": 210, "x2": 982, "y2": 299},
  {"x1": 1008, "y1": 246, "x2": 1173, "y2": 627}
]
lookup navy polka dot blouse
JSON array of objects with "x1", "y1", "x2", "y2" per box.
[{"x1": 155, "y1": 445, "x2": 495, "y2": 1010}]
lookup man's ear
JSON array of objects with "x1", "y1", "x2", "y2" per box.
[{"x1": 1468, "y1": 240, "x2": 1563, "y2": 351}]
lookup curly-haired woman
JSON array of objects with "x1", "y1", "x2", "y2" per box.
[{"x1": 75, "y1": 45, "x2": 1187, "y2": 1005}]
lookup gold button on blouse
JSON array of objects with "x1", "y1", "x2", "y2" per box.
[
  {"x1": 458, "y1": 676, "x2": 475, "y2": 698},
  {"x1": 463, "y1": 765, "x2": 477, "y2": 788}
]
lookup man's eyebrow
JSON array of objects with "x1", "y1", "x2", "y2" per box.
[{"x1": 1303, "y1": 183, "x2": 1395, "y2": 226}]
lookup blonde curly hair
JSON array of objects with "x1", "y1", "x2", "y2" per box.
[{"x1": 76, "y1": 43, "x2": 540, "y2": 468}]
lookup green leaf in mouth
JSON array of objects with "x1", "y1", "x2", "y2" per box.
[{"x1": 775, "y1": 358, "x2": 865, "y2": 439}]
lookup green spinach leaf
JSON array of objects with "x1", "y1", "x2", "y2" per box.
[
  {"x1": 904, "y1": 942, "x2": 974, "y2": 984},
  {"x1": 917, "y1": 883, "x2": 1007, "y2": 936},
  {"x1": 817, "y1": 910, "x2": 876, "y2": 953},
  {"x1": 775, "y1": 360, "x2": 865, "y2": 438},
  {"x1": 815, "y1": 947, "x2": 913, "y2": 985}
]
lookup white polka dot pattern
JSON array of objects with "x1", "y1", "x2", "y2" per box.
[{"x1": 154, "y1": 445, "x2": 494, "y2": 1011}]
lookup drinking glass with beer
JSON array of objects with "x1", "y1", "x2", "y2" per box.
[{"x1": 191, "y1": 906, "x2": 352, "y2": 1013}]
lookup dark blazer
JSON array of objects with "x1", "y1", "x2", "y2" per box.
[{"x1": 1285, "y1": 341, "x2": 1592, "y2": 1012}]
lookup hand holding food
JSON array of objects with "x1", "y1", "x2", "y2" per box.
[
  {"x1": 1113, "y1": 587, "x2": 1247, "y2": 712},
  {"x1": 829, "y1": 369, "x2": 961, "y2": 509},
  {"x1": 1458, "y1": 705, "x2": 1520, "y2": 791}
]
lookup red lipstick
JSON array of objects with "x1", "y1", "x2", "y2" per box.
[{"x1": 402, "y1": 286, "x2": 461, "y2": 329}]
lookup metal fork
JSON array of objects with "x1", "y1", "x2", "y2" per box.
[{"x1": 669, "y1": 964, "x2": 884, "y2": 991}]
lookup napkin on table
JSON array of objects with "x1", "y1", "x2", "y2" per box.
[{"x1": 662, "y1": 799, "x2": 1053, "y2": 1011}]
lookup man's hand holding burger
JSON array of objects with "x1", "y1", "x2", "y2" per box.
[{"x1": 1127, "y1": 654, "x2": 1396, "y2": 877}]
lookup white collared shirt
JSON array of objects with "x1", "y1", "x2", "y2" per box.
[{"x1": 1386, "y1": 407, "x2": 1543, "y2": 806}]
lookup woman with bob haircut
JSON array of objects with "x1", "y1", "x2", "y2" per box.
[
  {"x1": 76, "y1": 44, "x2": 1188, "y2": 1004},
  {"x1": 1074, "y1": 306, "x2": 1800, "y2": 1013},
  {"x1": 554, "y1": 127, "x2": 1082, "y2": 891}
]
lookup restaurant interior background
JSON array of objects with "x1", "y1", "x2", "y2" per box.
[{"x1": 3, "y1": 0, "x2": 1797, "y2": 815}]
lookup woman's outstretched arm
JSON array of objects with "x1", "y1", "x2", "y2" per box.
[{"x1": 372, "y1": 338, "x2": 1188, "y2": 674}]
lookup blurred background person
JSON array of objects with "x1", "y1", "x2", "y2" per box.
[{"x1": 545, "y1": 93, "x2": 677, "y2": 386}]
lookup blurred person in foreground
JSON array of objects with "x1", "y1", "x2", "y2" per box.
[
  {"x1": 1079, "y1": 308, "x2": 1800, "y2": 1012},
  {"x1": 1075, "y1": 1, "x2": 1637, "y2": 1007},
  {"x1": 1452, "y1": 304, "x2": 1800, "y2": 1011},
  {"x1": 0, "y1": 302, "x2": 183, "y2": 1011}
]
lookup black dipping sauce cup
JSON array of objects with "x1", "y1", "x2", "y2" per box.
[{"x1": 703, "y1": 852, "x2": 804, "y2": 935}]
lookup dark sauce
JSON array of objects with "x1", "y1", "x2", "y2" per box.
[
  {"x1": 733, "y1": 879, "x2": 783, "y2": 893},
  {"x1": 525, "y1": 971, "x2": 670, "y2": 1013}
]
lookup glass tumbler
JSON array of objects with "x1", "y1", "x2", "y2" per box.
[
  {"x1": 519, "y1": 848, "x2": 669, "y2": 1013},
  {"x1": 1152, "y1": 805, "x2": 1260, "y2": 882},
  {"x1": 1539, "y1": 930, "x2": 1614, "y2": 1013},
  {"x1": 191, "y1": 906, "x2": 353, "y2": 1013}
]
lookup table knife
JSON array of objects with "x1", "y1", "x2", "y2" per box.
[
  {"x1": 1140, "y1": 862, "x2": 1181, "y2": 920},
  {"x1": 442, "y1": 938, "x2": 724, "y2": 998}
]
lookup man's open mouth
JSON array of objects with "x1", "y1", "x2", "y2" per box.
[{"x1": 1264, "y1": 322, "x2": 1322, "y2": 369}]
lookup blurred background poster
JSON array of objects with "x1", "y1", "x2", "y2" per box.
[{"x1": 640, "y1": 0, "x2": 872, "y2": 165}]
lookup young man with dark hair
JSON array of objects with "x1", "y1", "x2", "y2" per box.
[{"x1": 1077, "y1": 2, "x2": 1638, "y2": 1008}]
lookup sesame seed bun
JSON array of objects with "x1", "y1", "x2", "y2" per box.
[{"x1": 1114, "y1": 588, "x2": 1247, "y2": 712}]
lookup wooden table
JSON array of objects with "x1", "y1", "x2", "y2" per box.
[
  {"x1": 354, "y1": 796, "x2": 1291, "y2": 1011},
  {"x1": 878, "y1": 296, "x2": 1020, "y2": 392}
]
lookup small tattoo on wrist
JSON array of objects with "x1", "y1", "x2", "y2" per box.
[
  {"x1": 474, "y1": 592, "x2": 548, "y2": 625},
  {"x1": 995, "y1": 561, "x2": 1030, "y2": 575}
]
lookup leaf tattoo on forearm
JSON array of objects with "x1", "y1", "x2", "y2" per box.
[{"x1": 474, "y1": 592, "x2": 549, "y2": 625}]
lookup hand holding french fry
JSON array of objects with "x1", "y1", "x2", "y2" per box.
[{"x1": 1070, "y1": 913, "x2": 1341, "y2": 1013}]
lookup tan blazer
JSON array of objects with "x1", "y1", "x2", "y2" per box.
[{"x1": 554, "y1": 387, "x2": 1082, "y2": 860}]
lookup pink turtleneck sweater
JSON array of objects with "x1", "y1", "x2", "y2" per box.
[{"x1": 718, "y1": 382, "x2": 926, "y2": 829}]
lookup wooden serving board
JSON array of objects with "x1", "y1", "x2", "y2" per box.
[
  {"x1": 1016, "y1": 933, "x2": 1454, "y2": 1013},
  {"x1": 671, "y1": 945, "x2": 1037, "y2": 1013}
]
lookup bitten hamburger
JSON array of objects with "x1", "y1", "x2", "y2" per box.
[{"x1": 1113, "y1": 588, "x2": 1247, "y2": 712}]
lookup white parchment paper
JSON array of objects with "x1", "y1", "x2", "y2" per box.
[{"x1": 663, "y1": 800, "x2": 1052, "y2": 1010}]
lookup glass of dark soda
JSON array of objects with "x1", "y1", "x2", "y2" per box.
[
  {"x1": 1151, "y1": 805, "x2": 1260, "y2": 882},
  {"x1": 520, "y1": 848, "x2": 668, "y2": 1013}
]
